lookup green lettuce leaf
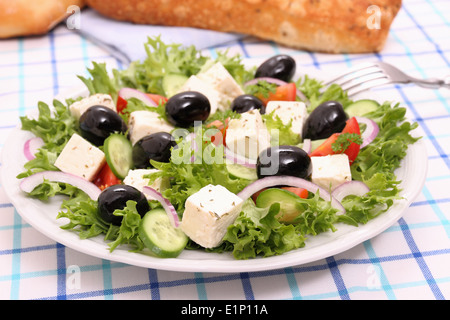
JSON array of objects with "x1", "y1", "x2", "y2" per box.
[
  {"x1": 18, "y1": 99, "x2": 77, "y2": 178},
  {"x1": 262, "y1": 110, "x2": 301, "y2": 145},
  {"x1": 217, "y1": 199, "x2": 306, "y2": 259}
]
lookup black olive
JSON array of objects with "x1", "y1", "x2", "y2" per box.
[
  {"x1": 302, "y1": 101, "x2": 348, "y2": 140},
  {"x1": 165, "y1": 91, "x2": 211, "y2": 128},
  {"x1": 132, "y1": 132, "x2": 177, "y2": 169},
  {"x1": 256, "y1": 145, "x2": 311, "y2": 179},
  {"x1": 98, "y1": 184, "x2": 150, "y2": 226},
  {"x1": 255, "y1": 54, "x2": 296, "y2": 82},
  {"x1": 231, "y1": 94, "x2": 265, "y2": 114},
  {"x1": 79, "y1": 105, "x2": 127, "y2": 146}
]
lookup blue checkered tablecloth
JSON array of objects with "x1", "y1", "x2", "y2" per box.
[{"x1": 0, "y1": 0, "x2": 449, "y2": 300}]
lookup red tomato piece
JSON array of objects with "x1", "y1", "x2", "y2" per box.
[
  {"x1": 116, "y1": 95, "x2": 128, "y2": 114},
  {"x1": 206, "y1": 118, "x2": 229, "y2": 146},
  {"x1": 258, "y1": 82, "x2": 297, "y2": 105},
  {"x1": 281, "y1": 187, "x2": 309, "y2": 199},
  {"x1": 93, "y1": 163, "x2": 122, "y2": 191},
  {"x1": 146, "y1": 93, "x2": 168, "y2": 105},
  {"x1": 309, "y1": 117, "x2": 361, "y2": 164}
]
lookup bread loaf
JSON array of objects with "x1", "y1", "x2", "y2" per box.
[
  {"x1": 0, "y1": 0, "x2": 85, "y2": 38},
  {"x1": 85, "y1": 0, "x2": 402, "y2": 53}
]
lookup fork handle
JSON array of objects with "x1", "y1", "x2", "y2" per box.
[{"x1": 412, "y1": 75, "x2": 450, "y2": 89}]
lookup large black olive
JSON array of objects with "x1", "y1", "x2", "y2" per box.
[
  {"x1": 255, "y1": 54, "x2": 296, "y2": 82},
  {"x1": 231, "y1": 94, "x2": 265, "y2": 114},
  {"x1": 98, "y1": 184, "x2": 150, "y2": 226},
  {"x1": 302, "y1": 101, "x2": 348, "y2": 140},
  {"x1": 132, "y1": 132, "x2": 177, "y2": 169},
  {"x1": 256, "y1": 145, "x2": 312, "y2": 179},
  {"x1": 165, "y1": 91, "x2": 211, "y2": 128},
  {"x1": 79, "y1": 105, "x2": 127, "y2": 146}
]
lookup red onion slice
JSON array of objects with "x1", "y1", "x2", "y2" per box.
[
  {"x1": 237, "y1": 176, "x2": 345, "y2": 214},
  {"x1": 118, "y1": 88, "x2": 157, "y2": 107},
  {"x1": 142, "y1": 186, "x2": 181, "y2": 228},
  {"x1": 19, "y1": 171, "x2": 102, "y2": 200},
  {"x1": 224, "y1": 147, "x2": 257, "y2": 169},
  {"x1": 355, "y1": 116, "x2": 379, "y2": 148},
  {"x1": 331, "y1": 181, "x2": 370, "y2": 202},
  {"x1": 24, "y1": 137, "x2": 44, "y2": 160},
  {"x1": 302, "y1": 139, "x2": 312, "y2": 154}
]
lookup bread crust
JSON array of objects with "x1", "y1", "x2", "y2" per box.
[
  {"x1": 0, "y1": 0, "x2": 85, "y2": 38},
  {"x1": 85, "y1": 0, "x2": 402, "y2": 53}
]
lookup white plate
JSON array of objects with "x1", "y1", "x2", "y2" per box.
[{"x1": 1, "y1": 67, "x2": 428, "y2": 273}]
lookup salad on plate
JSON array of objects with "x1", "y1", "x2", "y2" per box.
[{"x1": 16, "y1": 37, "x2": 420, "y2": 260}]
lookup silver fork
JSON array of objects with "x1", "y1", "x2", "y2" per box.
[{"x1": 324, "y1": 61, "x2": 450, "y2": 97}]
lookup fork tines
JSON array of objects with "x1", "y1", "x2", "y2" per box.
[{"x1": 325, "y1": 62, "x2": 392, "y2": 97}]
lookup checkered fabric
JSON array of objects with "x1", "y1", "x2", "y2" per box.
[{"x1": 0, "y1": 0, "x2": 449, "y2": 300}]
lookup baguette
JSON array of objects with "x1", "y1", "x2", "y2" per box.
[
  {"x1": 85, "y1": 0, "x2": 402, "y2": 53},
  {"x1": 0, "y1": 0, "x2": 85, "y2": 38}
]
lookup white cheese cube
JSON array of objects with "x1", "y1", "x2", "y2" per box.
[
  {"x1": 178, "y1": 75, "x2": 224, "y2": 114},
  {"x1": 54, "y1": 133, "x2": 106, "y2": 181},
  {"x1": 265, "y1": 101, "x2": 308, "y2": 137},
  {"x1": 181, "y1": 184, "x2": 244, "y2": 248},
  {"x1": 69, "y1": 94, "x2": 115, "y2": 120},
  {"x1": 198, "y1": 62, "x2": 245, "y2": 99},
  {"x1": 128, "y1": 110, "x2": 174, "y2": 145},
  {"x1": 225, "y1": 109, "x2": 271, "y2": 160},
  {"x1": 311, "y1": 154, "x2": 352, "y2": 191},
  {"x1": 123, "y1": 169, "x2": 168, "y2": 199}
]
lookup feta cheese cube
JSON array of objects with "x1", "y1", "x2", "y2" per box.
[
  {"x1": 178, "y1": 75, "x2": 223, "y2": 114},
  {"x1": 181, "y1": 184, "x2": 244, "y2": 248},
  {"x1": 54, "y1": 133, "x2": 106, "y2": 181},
  {"x1": 123, "y1": 169, "x2": 168, "y2": 199},
  {"x1": 225, "y1": 109, "x2": 271, "y2": 160},
  {"x1": 69, "y1": 94, "x2": 115, "y2": 120},
  {"x1": 265, "y1": 101, "x2": 308, "y2": 137},
  {"x1": 311, "y1": 154, "x2": 352, "y2": 191},
  {"x1": 198, "y1": 62, "x2": 245, "y2": 99},
  {"x1": 128, "y1": 110, "x2": 174, "y2": 145}
]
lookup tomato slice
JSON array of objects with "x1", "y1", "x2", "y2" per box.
[
  {"x1": 116, "y1": 95, "x2": 128, "y2": 114},
  {"x1": 116, "y1": 93, "x2": 167, "y2": 115},
  {"x1": 258, "y1": 82, "x2": 297, "y2": 105},
  {"x1": 94, "y1": 163, "x2": 122, "y2": 191},
  {"x1": 340, "y1": 117, "x2": 361, "y2": 163},
  {"x1": 206, "y1": 118, "x2": 229, "y2": 146},
  {"x1": 309, "y1": 117, "x2": 361, "y2": 164},
  {"x1": 146, "y1": 93, "x2": 168, "y2": 105},
  {"x1": 281, "y1": 187, "x2": 309, "y2": 199},
  {"x1": 251, "y1": 187, "x2": 308, "y2": 203}
]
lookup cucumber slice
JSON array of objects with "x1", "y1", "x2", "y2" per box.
[
  {"x1": 103, "y1": 134, "x2": 133, "y2": 179},
  {"x1": 255, "y1": 188, "x2": 302, "y2": 223},
  {"x1": 226, "y1": 161, "x2": 258, "y2": 181},
  {"x1": 345, "y1": 99, "x2": 380, "y2": 117},
  {"x1": 139, "y1": 208, "x2": 188, "y2": 258},
  {"x1": 162, "y1": 73, "x2": 188, "y2": 97}
]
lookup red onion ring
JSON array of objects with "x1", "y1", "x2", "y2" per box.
[
  {"x1": 237, "y1": 175, "x2": 345, "y2": 214},
  {"x1": 24, "y1": 137, "x2": 44, "y2": 160},
  {"x1": 224, "y1": 147, "x2": 257, "y2": 169},
  {"x1": 142, "y1": 186, "x2": 181, "y2": 228},
  {"x1": 302, "y1": 139, "x2": 312, "y2": 154},
  {"x1": 118, "y1": 88, "x2": 157, "y2": 107},
  {"x1": 355, "y1": 116, "x2": 380, "y2": 148},
  {"x1": 331, "y1": 181, "x2": 370, "y2": 202},
  {"x1": 19, "y1": 171, "x2": 102, "y2": 200}
]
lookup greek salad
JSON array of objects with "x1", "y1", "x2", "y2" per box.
[{"x1": 17, "y1": 37, "x2": 419, "y2": 260}]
